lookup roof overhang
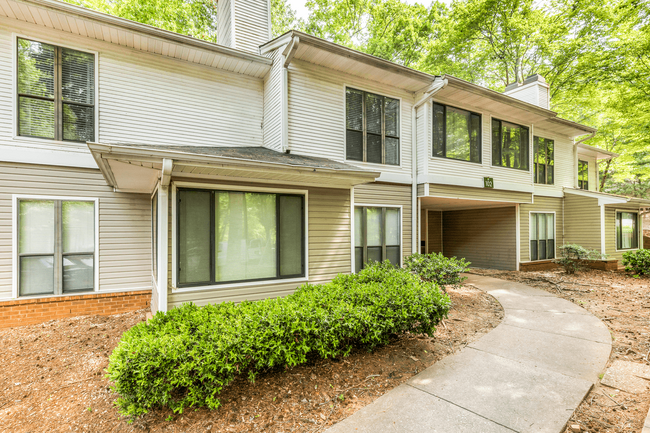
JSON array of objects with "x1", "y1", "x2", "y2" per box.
[
  {"x1": 1, "y1": 0, "x2": 272, "y2": 78},
  {"x1": 577, "y1": 142, "x2": 619, "y2": 160},
  {"x1": 564, "y1": 188, "x2": 650, "y2": 207},
  {"x1": 87, "y1": 143, "x2": 380, "y2": 193}
]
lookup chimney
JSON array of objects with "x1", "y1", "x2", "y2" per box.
[
  {"x1": 503, "y1": 74, "x2": 550, "y2": 109},
  {"x1": 217, "y1": 0, "x2": 272, "y2": 54}
]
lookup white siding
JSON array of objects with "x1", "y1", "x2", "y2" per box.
[
  {"x1": 416, "y1": 103, "x2": 428, "y2": 177},
  {"x1": 263, "y1": 47, "x2": 284, "y2": 151},
  {"x1": 532, "y1": 128, "x2": 574, "y2": 197},
  {"x1": 287, "y1": 59, "x2": 413, "y2": 182},
  {"x1": 217, "y1": 0, "x2": 232, "y2": 48},
  {"x1": 232, "y1": 0, "x2": 270, "y2": 54}
]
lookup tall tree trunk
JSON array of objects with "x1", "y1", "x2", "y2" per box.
[{"x1": 599, "y1": 158, "x2": 612, "y2": 191}]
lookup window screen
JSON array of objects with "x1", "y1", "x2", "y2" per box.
[
  {"x1": 492, "y1": 119, "x2": 529, "y2": 170},
  {"x1": 354, "y1": 206, "x2": 401, "y2": 272},
  {"x1": 432, "y1": 103, "x2": 481, "y2": 163},
  {"x1": 616, "y1": 211, "x2": 638, "y2": 250}
]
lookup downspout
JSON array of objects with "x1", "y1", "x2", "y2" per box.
[
  {"x1": 158, "y1": 158, "x2": 173, "y2": 313},
  {"x1": 281, "y1": 36, "x2": 299, "y2": 153},
  {"x1": 411, "y1": 77, "x2": 448, "y2": 254}
]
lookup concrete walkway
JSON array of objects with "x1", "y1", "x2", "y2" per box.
[{"x1": 326, "y1": 274, "x2": 612, "y2": 433}]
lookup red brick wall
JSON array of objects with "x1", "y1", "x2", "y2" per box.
[{"x1": 0, "y1": 290, "x2": 151, "y2": 328}]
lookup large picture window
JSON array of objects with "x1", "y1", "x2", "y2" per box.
[
  {"x1": 18, "y1": 199, "x2": 95, "y2": 296},
  {"x1": 177, "y1": 189, "x2": 305, "y2": 287},
  {"x1": 354, "y1": 207, "x2": 400, "y2": 272},
  {"x1": 433, "y1": 103, "x2": 481, "y2": 163},
  {"x1": 534, "y1": 137, "x2": 554, "y2": 184},
  {"x1": 616, "y1": 211, "x2": 638, "y2": 250},
  {"x1": 346, "y1": 88, "x2": 400, "y2": 165},
  {"x1": 530, "y1": 213, "x2": 555, "y2": 261},
  {"x1": 492, "y1": 119, "x2": 529, "y2": 170},
  {"x1": 17, "y1": 38, "x2": 95, "y2": 142},
  {"x1": 578, "y1": 160, "x2": 589, "y2": 190}
]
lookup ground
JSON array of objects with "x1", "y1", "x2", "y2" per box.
[
  {"x1": 472, "y1": 268, "x2": 650, "y2": 433},
  {"x1": 0, "y1": 284, "x2": 502, "y2": 433}
]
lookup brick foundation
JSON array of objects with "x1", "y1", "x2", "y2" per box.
[
  {"x1": 0, "y1": 290, "x2": 151, "y2": 329},
  {"x1": 519, "y1": 259, "x2": 619, "y2": 272}
]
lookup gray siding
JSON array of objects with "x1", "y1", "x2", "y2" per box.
[
  {"x1": 520, "y1": 196, "x2": 564, "y2": 262},
  {"x1": 442, "y1": 207, "x2": 517, "y2": 270},
  {"x1": 0, "y1": 162, "x2": 151, "y2": 300},
  {"x1": 427, "y1": 211, "x2": 442, "y2": 254},
  {"x1": 564, "y1": 194, "x2": 601, "y2": 252},
  {"x1": 604, "y1": 204, "x2": 642, "y2": 262}
]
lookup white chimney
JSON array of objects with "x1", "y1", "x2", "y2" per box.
[
  {"x1": 217, "y1": 0, "x2": 272, "y2": 54},
  {"x1": 503, "y1": 74, "x2": 550, "y2": 109}
]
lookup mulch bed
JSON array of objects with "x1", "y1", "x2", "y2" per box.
[
  {"x1": 0, "y1": 285, "x2": 502, "y2": 432},
  {"x1": 472, "y1": 268, "x2": 650, "y2": 433}
]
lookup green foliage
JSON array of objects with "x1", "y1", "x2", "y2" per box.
[
  {"x1": 553, "y1": 244, "x2": 607, "y2": 274},
  {"x1": 404, "y1": 252, "x2": 470, "y2": 288},
  {"x1": 107, "y1": 262, "x2": 450, "y2": 418},
  {"x1": 622, "y1": 249, "x2": 650, "y2": 275}
]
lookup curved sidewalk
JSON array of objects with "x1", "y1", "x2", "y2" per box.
[{"x1": 326, "y1": 274, "x2": 612, "y2": 433}]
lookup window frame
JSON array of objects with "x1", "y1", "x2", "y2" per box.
[
  {"x1": 12, "y1": 194, "x2": 99, "y2": 299},
  {"x1": 529, "y1": 211, "x2": 556, "y2": 261},
  {"x1": 533, "y1": 136, "x2": 554, "y2": 185},
  {"x1": 431, "y1": 102, "x2": 482, "y2": 164},
  {"x1": 13, "y1": 34, "x2": 98, "y2": 145},
  {"x1": 171, "y1": 183, "x2": 309, "y2": 291},
  {"x1": 344, "y1": 86, "x2": 401, "y2": 166},
  {"x1": 578, "y1": 160, "x2": 589, "y2": 190},
  {"x1": 353, "y1": 204, "x2": 402, "y2": 272},
  {"x1": 615, "y1": 210, "x2": 639, "y2": 251},
  {"x1": 491, "y1": 117, "x2": 530, "y2": 171}
]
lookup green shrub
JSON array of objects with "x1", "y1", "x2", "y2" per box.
[
  {"x1": 622, "y1": 249, "x2": 650, "y2": 275},
  {"x1": 107, "y1": 262, "x2": 450, "y2": 418},
  {"x1": 404, "y1": 252, "x2": 470, "y2": 289},
  {"x1": 553, "y1": 244, "x2": 607, "y2": 274}
]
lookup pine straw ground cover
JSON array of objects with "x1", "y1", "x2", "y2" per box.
[
  {"x1": 471, "y1": 268, "x2": 650, "y2": 433},
  {"x1": 0, "y1": 285, "x2": 502, "y2": 433}
]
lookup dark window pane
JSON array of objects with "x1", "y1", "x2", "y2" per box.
[
  {"x1": 496, "y1": 121, "x2": 528, "y2": 170},
  {"x1": 346, "y1": 89, "x2": 363, "y2": 131},
  {"x1": 530, "y1": 240, "x2": 538, "y2": 261},
  {"x1": 385, "y1": 137, "x2": 399, "y2": 165},
  {"x1": 19, "y1": 97, "x2": 54, "y2": 139},
  {"x1": 385, "y1": 97, "x2": 399, "y2": 137},
  {"x1": 355, "y1": 247, "x2": 363, "y2": 272},
  {"x1": 547, "y1": 240, "x2": 555, "y2": 259},
  {"x1": 346, "y1": 130, "x2": 363, "y2": 161},
  {"x1": 367, "y1": 246, "x2": 382, "y2": 264},
  {"x1": 367, "y1": 134, "x2": 382, "y2": 164},
  {"x1": 520, "y1": 128, "x2": 529, "y2": 170},
  {"x1": 446, "y1": 106, "x2": 472, "y2": 161},
  {"x1": 18, "y1": 39, "x2": 54, "y2": 98},
  {"x1": 63, "y1": 103, "x2": 94, "y2": 142},
  {"x1": 178, "y1": 190, "x2": 211, "y2": 284},
  {"x1": 539, "y1": 165, "x2": 546, "y2": 185},
  {"x1": 279, "y1": 195, "x2": 303, "y2": 277},
  {"x1": 492, "y1": 119, "x2": 501, "y2": 166},
  {"x1": 470, "y1": 113, "x2": 481, "y2": 163},
  {"x1": 62, "y1": 48, "x2": 94, "y2": 105},
  {"x1": 63, "y1": 254, "x2": 94, "y2": 292},
  {"x1": 539, "y1": 240, "x2": 546, "y2": 261},
  {"x1": 433, "y1": 103, "x2": 445, "y2": 157},
  {"x1": 366, "y1": 93, "x2": 382, "y2": 135},
  {"x1": 386, "y1": 246, "x2": 400, "y2": 267},
  {"x1": 548, "y1": 165, "x2": 554, "y2": 185}
]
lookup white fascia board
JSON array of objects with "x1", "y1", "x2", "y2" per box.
[
  {"x1": 375, "y1": 172, "x2": 412, "y2": 184},
  {"x1": 418, "y1": 174, "x2": 534, "y2": 194},
  {"x1": 563, "y1": 188, "x2": 628, "y2": 206},
  {"x1": 1, "y1": 145, "x2": 98, "y2": 169}
]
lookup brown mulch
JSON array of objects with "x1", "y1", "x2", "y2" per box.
[
  {"x1": 471, "y1": 268, "x2": 650, "y2": 433},
  {"x1": 0, "y1": 284, "x2": 503, "y2": 432}
]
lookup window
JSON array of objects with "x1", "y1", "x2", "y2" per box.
[
  {"x1": 17, "y1": 38, "x2": 95, "y2": 142},
  {"x1": 177, "y1": 189, "x2": 305, "y2": 287},
  {"x1": 346, "y1": 88, "x2": 400, "y2": 165},
  {"x1": 534, "y1": 137, "x2": 554, "y2": 184},
  {"x1": 152, "y1": 191, "x2": 158, "y2": 283},
  {"x1": 492, "y1": 119, "x2": 529, "y2": 170},
  {"x1": 616, "y1": 211, "x2": 638, "y2": 250},
  {"x1": 354, "y1": 207, "x2": 400, "y2": 272},
  {"x1": 530, "y1": 213, "x2": 555, "y2": 261},
  {"x1": 433, "y1": 103, "x2": 481, "y2": 163},
  {"x1": 578, "y1": 160, "x2": 589, "y2": 190},
  {"x1": 18, "y1": 199, "x2": 95, "y2": 296}
]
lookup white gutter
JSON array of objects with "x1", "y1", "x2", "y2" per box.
[{"x1": 411, "y1": 78, "x2": 448, "y2": 254}]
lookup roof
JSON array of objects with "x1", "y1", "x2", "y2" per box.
[
  {"x1": 564, "y1": 188, "x2": 650, "y2": 207},
  {"x1": 577, "y1": 142, "x2": 619, "y2": 160}
]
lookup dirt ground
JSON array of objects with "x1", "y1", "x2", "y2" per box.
[
  {"x1": 0, "y1": 284, "x2": 503, "y2": 433},
  {"x1": 472, "y1": 268, "x2": 650, "y2": 433}
]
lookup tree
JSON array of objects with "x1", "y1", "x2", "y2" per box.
[{"x1": 271, "y1": 0, "x2": 303, "y2": 36}]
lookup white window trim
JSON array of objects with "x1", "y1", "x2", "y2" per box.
[
  {"x1": 528, "y1": 211, "x2": 557, "y2": 261},
  {"x1": 352, "y1": 203, "x2": 404, "y2": 268},
  {"x1": 170, "y1": 181, "x2": 309, "y2": 293},
  {"x1": 12, "y1": 33, "x2": 99, "y2": 146},
  {"x1": 489, "y1": 115, "x2": 534, "y2": 173},
  {"x1": 342, "y1": 83, "x2": 404, "y2": 169},
  {"x1": 429, "y1": 100, "x2": 485, "y2": 165},
  {"x1": 12, "y1": 194, "x2": 100, "y2": 299},
  {"x1": 614, "y1": 209, "x2": 641, "y2": 252}
]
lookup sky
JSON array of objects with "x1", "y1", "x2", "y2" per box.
[{"x1": 286, "y1": 0, "x2": 426, "y2": 21}]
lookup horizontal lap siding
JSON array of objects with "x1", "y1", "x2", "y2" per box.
[
  {"x1": 263, "y1": 48, "x2": 283, "y2": 151},
  {"x1": 0, "y1": 162, "x2": 151, "y2": 299},
  {"x1": 532, "y1": 129, "x2": 575, "y2": 197},
  {"x1": 564, "y1": 194, "x2": 601, "y2": 252},
  {"x1": 353, "y1": 182, "x2": 412, "y2": 261},
  {"x1": 233, "y1": 0, "x2": 270, "y2": 53},
  {"x1": 604, "y1": 204, "x2": 641, "y2": 262},
  {"x1": 167, "y1": 180, "x2": 350, "y2": 308},
  {"x1": 427, "y1": 211, "x2": 442, "y2": 253},
  {"x1": 520, "y1": 196, "x2": 564, "y2": 262},
  {"x1": 428, "y1": 184, "x2": 532, "y2": 203},
  {"x1": 443, "y1": 207, "x2": 516, "y2": 270}
]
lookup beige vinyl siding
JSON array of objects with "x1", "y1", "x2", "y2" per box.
[
  {"x1": 151, "y1": 280, "x2": 159, "y2": 313},
  {"x1": 587, "y1": 157, "x2": 598, "y2": 192},
  {"x1": 353, "y1": 182, "x2": 412, "y2": 261},
  {"x1": 217, "y1": 0, "x2": 232, "y2": 47},
  {"x1": 263, "y1": 47, "x2": 284, "y2": 151},
  {"x1": 520, "y1": 196, "x2": 563, "y2": 262},
  {"x1": 564, "y1": 193, "x2": 601, "y2": 251},
  {"x1": 604, "y1": 204, "x2": 641, "y2": 262},
  {"x1": 167, "y1": 179, "x2": 351, "y2": 308},
  {"x1": 442, "y1": 207, "x2": 517, "y2": 270},
  {"x1": 0, "y1": 162, "x2": 151, "y2": 299},
  {"x1": 427, "y1": 210, "x2": 442, "y2": 254},
  {"x1": 428, "y1": 184, "x2": 532, "y2": 203},
  {"x1": 417, "y1": 184, "x2": 425, "y2": 197},
  {"x1": 287, "y1": 59, "x2": 413, "y2": 180},
  {"x1": 232, "y1": 0, "x2": 270, "y2": 53},
  {"x1": 532, "y1": 129, "x2": 574, "y2": 197}
]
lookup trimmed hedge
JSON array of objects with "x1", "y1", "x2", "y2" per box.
[
  {"x1": 554, "y1": 244, "x2": 607, "y2": 274},
  {"x1": 107, "y1": 262, "x2": 450, "y2": 417},
  {"x1": 404, "y1": 252, "x2": 470, "y2": 288},
  {"x1": 623, "y1": 249, "x2": 650, "y2": 275}
]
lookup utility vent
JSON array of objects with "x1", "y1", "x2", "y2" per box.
[
  {"x1": 217, "y1": 0, "x2": 271, "y2": 54},
  {"x1": 503, "y1": 74, "x2": 550, "y2": 109}
]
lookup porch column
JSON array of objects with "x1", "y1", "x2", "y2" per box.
[{"x1": 157, "y1": 184, "x2": 169, "y2": 313}]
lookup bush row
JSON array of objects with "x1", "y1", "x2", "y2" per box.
[{"x1": 623, "y1": 249, "x2": 650, "y2": 275}]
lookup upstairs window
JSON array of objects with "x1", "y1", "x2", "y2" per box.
[
  {"x1": 616, "y1": 211, "x2": 638, "y2": 250},
  {"x1": 346, "y1": 88, "x2": 400, "y2": 165},
  {"x1": 578, "y1": 160, "x2": 589, "y2": 190},
  {"x1": 432, "y1": 103, "x2": 481, "y2": 163},
  {"x1": 534, "y1": 137, "x2": 554, "y2": 184},
  {"x1": 17, "y1": 38, "x2": 95, "y2": 142},
  {"x1": 492, "y1": 119, "x2": 529, "y2": 171}
]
